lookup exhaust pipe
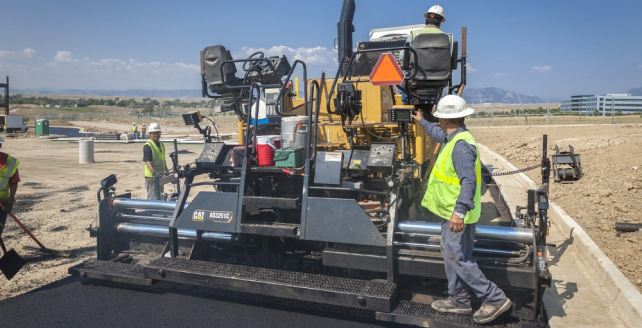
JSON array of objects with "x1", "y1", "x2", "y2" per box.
[{"x1": 337, "y1": 0, "x2": 355, "y2": 76}]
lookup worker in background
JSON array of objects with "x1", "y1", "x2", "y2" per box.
[
  {"x1": 132, "y1": 123, "x2": 138, "y2": 140},
  {"x1": 143, "y1": 123, "x2": 167, "y2": 200},
  {"x1": 0, "y1": 137, "x2": 20, "y2": 256},
  {"x1": 402, "y1": 5, "x2": 447, "y2": 105},
  {"x1": 411, "y1": 95, "x2": 512, "y2": 324},
  {"x1": 141, "y1": 123, "x2": 146, "y2": 139}
]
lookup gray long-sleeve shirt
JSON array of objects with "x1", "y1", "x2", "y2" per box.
[{"x1": 419, "y1": 119, "x2": 477, "y2": 215}]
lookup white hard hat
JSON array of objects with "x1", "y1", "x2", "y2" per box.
[
  {"x1": 148, "y1": 123, "x2": 162, "y2": 133},
  {"x1": 424, "y1": 5, "x2": 446, "y2": 22},
  {"x1": 434, "y1": 95, "x2": 474, "y2": 119},
  {"x1": 132, "y1": 122, "x2": 136, "y2": 125}
]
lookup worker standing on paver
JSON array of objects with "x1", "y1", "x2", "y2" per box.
[
  {"x1": 132, "y1": 123, "x2": 138, "y2": 140},
  {"x1": 143, "y1": 123, "x2": 167, "y2": 200},
  {"x1": 411, "y1": 95, "x2": 512, "y2": 324},
  {"x1": 141, "y1": 123, "x2": 146, "y2": 139},
  {"x1": 0, "y1": 137, "x2": 20, "y2": 255},
  {"x1": 402, "y1": 5, "x2": 447, "y2": 105}
]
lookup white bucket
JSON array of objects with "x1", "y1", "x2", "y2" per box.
[
  {"x1": 79, "y1": 139, "x2": 95, "y2": 164},
  {"x1": 281, "y1": 116, "x2": 308, "y2": 149}
]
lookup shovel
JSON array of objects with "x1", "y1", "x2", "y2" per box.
[{"x1": 0, "y1": 236, "x2": 25, "y2": 280}]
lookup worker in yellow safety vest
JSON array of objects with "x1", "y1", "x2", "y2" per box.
[
  {"x1": 0, "y1": 137, "x2": 20, "y2": 256},
  {"x1": 143, "y1": 123, "x2": 167, "y2": 200},
  {"x1": 131, "y1": 123, "x2": 138, "y2": 140},
  {"x1": 411, "y1": 95, "x2": 512, "y2": 324}
]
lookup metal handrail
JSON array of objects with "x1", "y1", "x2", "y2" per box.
[{"x1": 275, "y1": 60, "x2": 308, "y2": 117}]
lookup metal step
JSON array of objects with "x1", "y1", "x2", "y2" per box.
[
  {"x1": 243, "y1": 196, "x2": 299, "y2": 209},
  {"x1": 68, "y1": 260, "x2": 153, "y2": 286},
  {"x1": 144, "y1": 258, "x2": 396, "y2": 312},
  {"x1": 376, "y1": 300, "x2": 521, "y2": 328},
  {"x1": 240, "y1": 222, "x2": 299, "y2": 237}
]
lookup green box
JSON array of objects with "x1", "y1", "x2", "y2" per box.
[
  {"x1": 274, "y1": 146, "x2": 305, "y2": 167},
  {"x1": 35, "y1": 119, "x2": 49, "y2": 136}
]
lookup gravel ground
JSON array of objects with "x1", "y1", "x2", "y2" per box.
[{"x1": 471, "y1": 123, "x2": 642, "y2": 293}]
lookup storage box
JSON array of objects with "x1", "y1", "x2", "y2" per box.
[
  {"x1": 274, "y1": 146, "x2": 305, "y2": 168},
  {"x1": 232, "y1": 146, "x2": 254, "y2": 167}
]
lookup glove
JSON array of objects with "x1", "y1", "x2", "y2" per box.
[{"x1": 3, "y1": 200, "x2": 14, "y2": 213}]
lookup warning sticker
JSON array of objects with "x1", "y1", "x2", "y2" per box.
[{"x1": 325, "y1": 152, "x2": 342, "y2": 162}]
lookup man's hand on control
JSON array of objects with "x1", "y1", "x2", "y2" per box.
[
  {"x1": 411, "y1": 110, "x2": 424, "y2": 122},
  {"x1": 449, "y1": 213, "x2": 465, "y2": 233}
]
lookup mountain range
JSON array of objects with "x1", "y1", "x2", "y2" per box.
[
  {"x1": 10, "y1": 86, "x2": 642, "y2": 103},
  {"x1": 461, "y1": 87, "x2": 545, "y2": 104}
]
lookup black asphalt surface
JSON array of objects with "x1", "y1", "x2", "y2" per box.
[{"x1": 0, "y1": 276, "x2": 406, "y2": 328}]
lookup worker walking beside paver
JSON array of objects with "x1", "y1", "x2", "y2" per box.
[
  {"x1": 143, "y1": 123, "x2": 167, "y2": 200},
  {"x1": 411, "y1": 95, "x2": 512, "y2": 324},
  {"x1": 0, "y1": 137, "x2": 20, "y2": 256}
]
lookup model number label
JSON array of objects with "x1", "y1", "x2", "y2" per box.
[{"x1": 192, "y1": 210, "x2": 234, "y2": 223}]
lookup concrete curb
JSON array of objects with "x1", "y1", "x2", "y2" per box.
[{"x1": 478, "y1": 143, "x2": 642, "y2": 328}]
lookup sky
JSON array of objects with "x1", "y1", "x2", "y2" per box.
[{"x1": 1, "y1": 0, "x2": 641, "y2": 100}]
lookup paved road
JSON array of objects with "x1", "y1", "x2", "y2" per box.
[{"x1": 0, "y1": 276, "x2": 405, "y2": 328}]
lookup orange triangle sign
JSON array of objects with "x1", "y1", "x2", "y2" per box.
[{"x1": 369, "y1": 53, "x2": 405, "y2": 86}]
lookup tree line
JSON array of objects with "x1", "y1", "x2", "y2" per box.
[{"x1": 1, "y1": 94, "x2": 218, "y2": 113}]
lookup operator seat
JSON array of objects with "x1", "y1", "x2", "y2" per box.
[
  {"x1": 203, "y1": 45, "x2": 239, "y2": 93},
  {"x1": 408, "y1": 33, "x2": 452, "y2": 102},
  {"x1": 203, "y1": 45, "x2": 245, "y2": 115}
]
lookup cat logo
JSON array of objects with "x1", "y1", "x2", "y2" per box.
[
  {"x1": 192, "y1": 210, "x2": 234, "y2": 223},
  {"x1": 192, "y1": 211, "x2": 205, "y2": 221}
]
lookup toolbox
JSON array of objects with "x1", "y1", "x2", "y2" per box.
[{"x1": 274, "y1": 146, "x2": 305, "y2": 167}]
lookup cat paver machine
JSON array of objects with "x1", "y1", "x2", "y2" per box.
[{"x1": 70, "y1": 1, "x2": 551, "y2": 326}]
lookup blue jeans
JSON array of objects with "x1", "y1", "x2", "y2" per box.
[
  {"x1": 142, "y1": 131, "x2": 146, "y2": 139},
  {"x1": 440, "y1": 220, "x2": 507, "y2": 306}
]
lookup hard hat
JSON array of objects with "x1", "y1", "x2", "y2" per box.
[
  {"x1": 433, "y1": 95, "x2": 474, "y2": 119},
  {"x1": 424, "y1": 5, "x2": 446, "y2": 22},
  {"x1": 132, "y1": 122, "x2": 136, "y2": 125},
  {"x1": 148, "y1": 123, "x2": 162, "y2": 133},
  {"x1": 143, "y1": 123, "x2": 146, "y2": 126}
]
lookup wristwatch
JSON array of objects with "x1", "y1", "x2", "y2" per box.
[{"x1": 454, "y1": 211, "x2": 465, "y2": 219}]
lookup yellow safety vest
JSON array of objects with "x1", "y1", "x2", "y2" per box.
[
  {"x1": 411, "y1": 25, "x2": 445, "y2": 39},
  {"x1": 421, "y1": 131, "x2": 482, "y2": 224},
  {"x1": 144, "y1": 140, "x2": 166, "y2": 178},
  {"x1": 132, "y1": 125, "x2": 138, "y2": 132},
  {"x1": 0, "y1": 155, "x2": 19, "y2": 202}
]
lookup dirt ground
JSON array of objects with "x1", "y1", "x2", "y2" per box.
[
  {"x1": 1, "y1": 120, "x2": 641, "y2": 300},
  {"x1": 0, "y1": 134, "x2": 207, "y2": 299},
  {"x1": 471, "y1": 123, "x2": 642, "y2": 293}
]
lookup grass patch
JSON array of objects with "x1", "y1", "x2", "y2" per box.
[{"x1": 48, "y1": 106, "x2": 102, "y2": 113}]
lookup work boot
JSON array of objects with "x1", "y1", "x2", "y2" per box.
[
  {"x1": 473, "y1": 298, "x2": 512, "y2": 324},
  {"x1": 431, "y1": 299, "x2": 472, "y2": 314}
]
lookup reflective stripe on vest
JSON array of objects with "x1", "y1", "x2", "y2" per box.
[
  {"x1": 421, "y1": 130, "x2": 482, "y2": 224},
  {"x1": 0, "y1": 155, "x2": 19, "y2": 201},
  {"x1": 144, "y1": 140, "x2": 166, "y2": 177}
]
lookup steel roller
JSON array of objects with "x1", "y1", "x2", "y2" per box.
[{"x1": 397, "y1": 221, "x2": 533, "y2": 245}]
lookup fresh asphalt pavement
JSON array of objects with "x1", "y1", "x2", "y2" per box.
[{"x1": 0, "y1": 276, "x2": 407, "y2": 328}]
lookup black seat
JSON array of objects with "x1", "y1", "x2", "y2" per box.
[
  {"x1": 408, "y1": 33, "x2": 452, "y2": 102},
  {"x1": 203, "y1": 45, "x2": 238, "y2": 93}
]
